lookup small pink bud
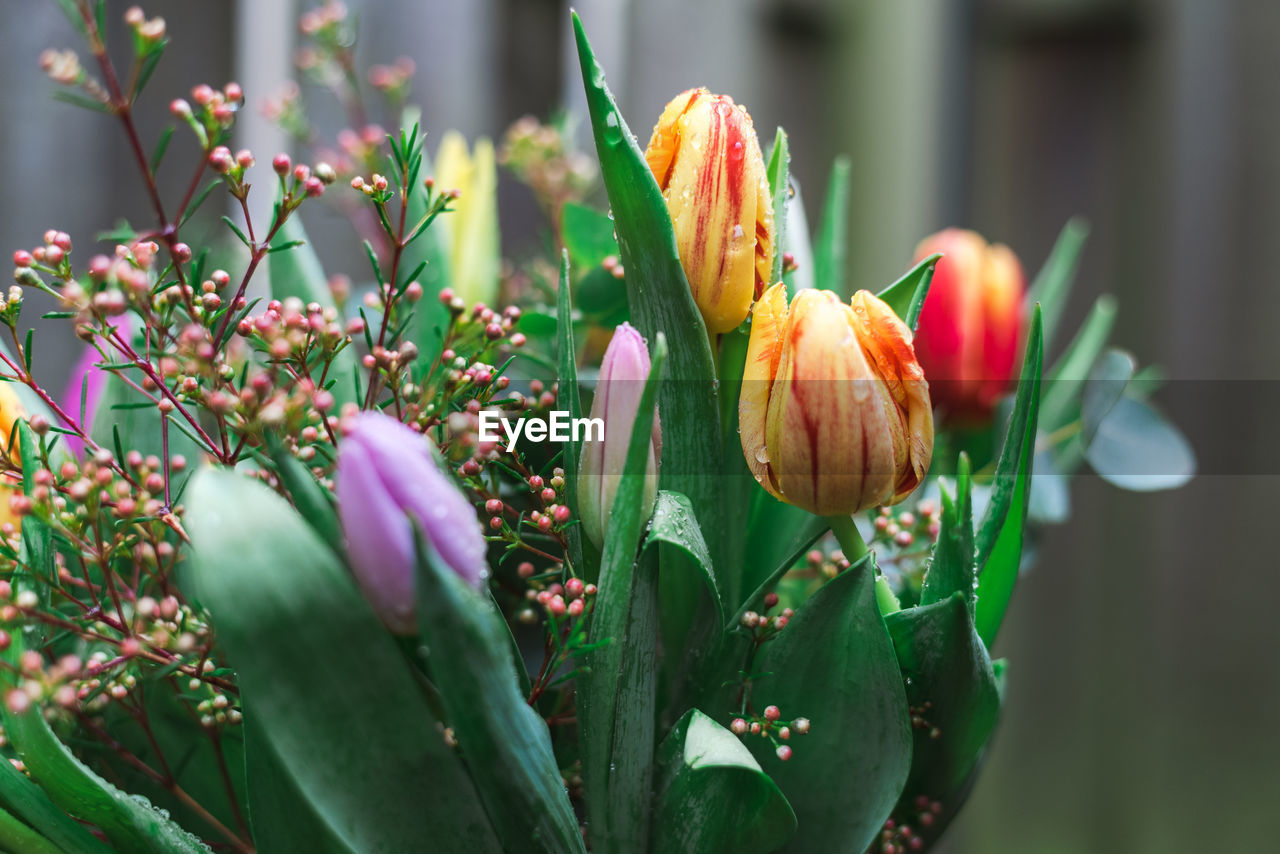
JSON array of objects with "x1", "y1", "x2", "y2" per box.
[
  {"x1": 224, "y1": 81, "x2": 243, "y2": 102},
  {"x1": 567, "y1": 598, "x2": 584, "y2": 617},
  {"x1": 208, "y1": 146, "x2": 234, "y2": 173},
  {"x1": 763, "y1": 705, "x2": 781, "y2": 722},
  {"x1": 485, "y1": 499, "x2": 503, "y2": 515},
  {"x1": 776, "y1": 745, "x2": 792, "y2": 761},
  {"x1": 304, "y1": 176, "x2": 325, "y2": 197},
  {"x1": 272, "y1": 153, "x2": 292, "y2": 175},
  {"x1": 191, "y1": 84, "x2": 215, "y2": 105},
  {"x1": 170, "y1": 98, "x2": 192, "y2": 118},
  {"x1": 12, "y1": 251, "x2": 32, "y2": 267},
  {"x1": 730, "y1": 718, "x2": 748, "y2": 735}
]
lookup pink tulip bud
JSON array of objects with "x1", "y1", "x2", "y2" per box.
[{"x1": 577, "y1": 323, "x2": 662, "y2": 548}]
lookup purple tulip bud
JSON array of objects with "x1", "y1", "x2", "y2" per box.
[
  {"x1": 335, "y1": 412, "x2": 487, "y2": 634},
  {"x1": 577, "y1": 323, "x2": 662, "y2": 548}
]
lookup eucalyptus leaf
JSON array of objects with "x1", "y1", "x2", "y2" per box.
[
  {"x1": 1080, "y1": 348, "x2": 1136, "y2": 446},
  {"x1": 1040, "y1": 293, "x2": 1116, "y2": 431},
  {"x1": 1086, "y1": 395, "x2": 1195, "y2": 491}
]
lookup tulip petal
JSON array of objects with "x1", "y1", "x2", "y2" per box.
[
  {"x1": 335, "y1": 439, "x2": 416, "y2": 634},
  {"x1": 740, "y1": 282, "x2": 788, "y2": 497},
  {"x1": 645, "y1": 88, "x2": 704, "y2": 190},
  {"x1": 347, "y1": 414, "x2": 488, "y2": 589}
]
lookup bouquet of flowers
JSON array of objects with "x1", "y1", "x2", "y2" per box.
[{"x1": 0, "y1": 3, "x2": 1192, "y2": 852}]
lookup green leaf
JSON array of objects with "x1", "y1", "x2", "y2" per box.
[
  {"x1": 651, "y1": 709, "x2": 797, "y2": 854},
  {"x1": 973, "y1": 307, "x2": 1043, "y2": 648},
  {"x1": 267, "y1": 439, "x2": 343, "y2": 556},
  {"x1": 244, "y1": 711, "x2": 355, "y2": 854},
  {"x1": 413, "y1": 534, "x2": 585, "y2": 854},
  {"x1": 578, "y1": 332, "x2": 666, "y2": 854},
  {"x1": 735, "y1": 501, "x2": 827, "y2": 622},
  {"x1": 745, "y1": 558, "x2": 912, "y2": 852},
  {"x1": 556, "y1": 251, "x2": 586, "y2": 573},
  {"x1": 185, "y1": 469, "x2": 499, "y2": 854},
  {"x1": 885, "y1": 593, "x2": 1001, "y2": 845},
  {"x1": 920, "y1": 452, "x2": 974, "y2": 611},
  {"x1": 814, "y1": 157, "x2": 851, "y2": 297},
  {"x1": 766, "y1": 128, "x2": 791, "y2": 289},
  {"x1": 1086, "y1": 394, "x2": 1195, "y2": 491},
  {"x1": 0, "y1": 801, "x2": 65, "y2": 854},
  {"x1": 265, "y1": 216, "x2": 359, "y2": 407},
  {"x1": 399, "y1": 119, "x2": 452, "y2": 364},
  {"x1": 1027, "y1": 217, "x2": 1090, "y2": 352},
  {"x1": 1, "y1": 641, "x2": 211, "y2": 852},
  {"x1": 876, "y1": 253, "x2": 941, "y2": 331},
  {"x1": 149, "y1": 125, "x2": 174, "y2": 173},
  {"x1": 562, "y1": 202, "x2": 618, "y2": 270},
  {"x1": 573, "y1": 13, "x2": 725, "y2": 570},
  {"x1": 644, "y1": 491, "x2": 723, "y2": 722},
  {"x1": 1040, "y1": 293, "x2": 1117, "y2": 431},
  {"x1": 16, "y1": 421, "x2": 53, "y2": 645},
  {"x1": 0, "y1": 736, "x2": 114, "y2": 853}
]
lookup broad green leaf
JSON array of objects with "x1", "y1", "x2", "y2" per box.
[
  {"x1": 243, "y1": 711, "x2": 355, "y2": 854},
  {"x1": 1027, "y1": 217, "x2": 1090, "y2": 352},
  {"x1": 974, "y1": 308, "x2": 1043, "y2": 648},
  {"x1": 562, "y1": 202, "x2": 619, "y2": 270},
  {"x1": 745, "y1": 558, "x2": 912, "y2": 852},
  {"x1": 652, "y1": 709, "x2": 797, "y2": 854},
  {"x1": 0, "y1": 747, "x2": 113, "y2": 854},
  {"x1": 716, "y1": 322, "x2": 754, "y2": 608},
  {"x1": 266, "y1": 216, "x2": 360, "y2": 407},
  {"x1": 644, "y1": 491, "x2": 723, "y2": 723},
  {"x1": 573, "y1": 14, "x2": 725, "y2": 572},
  {"x1": 766, "y1": 128, "x2": 791, "y2": 289},
  {"x1": 814, "y1": 157, "x2": 851, "y2": 297},
  {"x1": 1040, "y1": 293, "x2": 1116, "y2": 431},
  {"x1": 578, "y1": 333, "x2": 666, "y2": 854},
  {"x1": 1086, "y1": 395, "x2": 1195, "y2": 491},
  {"x1": 920, "y1": 453, "x2": 974, "y2": 611},
  {"x1": 0, "y1": 802, "x2": 63, "y2": 854},
  {"x1": 876, "y1": 253, "x2": 941, "y2": 331},
  {"x1": 885, "y1": 594, "x2": 1001, "y2": 846},
  {"x1": 268, "y1": 438, "x2": 342, "y2": 556},
  {"x1": 185, "y1": 469, "x2": 499, "y2": 853},
  {"x1": 414, "y1": 535, "x2": 585, "y2": 854}
]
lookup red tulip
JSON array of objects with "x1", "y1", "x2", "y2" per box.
[{"x1": 913, "y1": 229, "x2": 1025, "y2": 421}]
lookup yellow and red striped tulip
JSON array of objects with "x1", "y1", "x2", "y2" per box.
[
  {"x1": 913, "y1": 228, "x2": 1025, "y2": 421},
  {"x1": 740, "y1": 284, "x2": 933, "y2": 515},
  {"x1": 644, "y1": 88, "x2": 773, "y2": 334}
]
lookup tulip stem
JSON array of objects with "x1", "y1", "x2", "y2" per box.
[{"x1": 826, "y1": 514, "x2": 870, "y2": 567}]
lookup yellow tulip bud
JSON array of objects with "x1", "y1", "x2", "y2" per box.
[
  {"x1": 0, "y1": 383, "x2": 27, "y2": 530},
  {"x1": 435, "y1": 131, "x2": 500, "y2": 307},
  {"x1": 740, "y1": 284, "x2": 933, "y2": 516},
  {"x1": 644, "y1": 88, "x2": 773, "y2": 335}
]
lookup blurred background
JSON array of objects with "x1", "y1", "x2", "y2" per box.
[{"x1": 2, "y1": 0, "x2": 1277, "y2": 850}]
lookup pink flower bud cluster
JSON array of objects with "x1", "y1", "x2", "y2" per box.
[
  {"x1": 124, "y1": 6, "x2": 166, "y2": 43},
  {"x1": 728, "y1": 706, "x2": 811, "y2": 761},
  {"x1": 38, "y1": 49, "x2": 83, "y2": 86},
  {"x1": 368, "y1": 57, "x2": 415, "y2": 94},
  {"x1": 173, "y1": 81, "x2": 244, "y2": 136},
  {"x1": 531, "y1": 574, "x2": 596, "y2": 620}
]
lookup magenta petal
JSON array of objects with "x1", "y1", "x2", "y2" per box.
[{"x1": 335, "y1": 438, "x2": 417, "y2": 634}]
